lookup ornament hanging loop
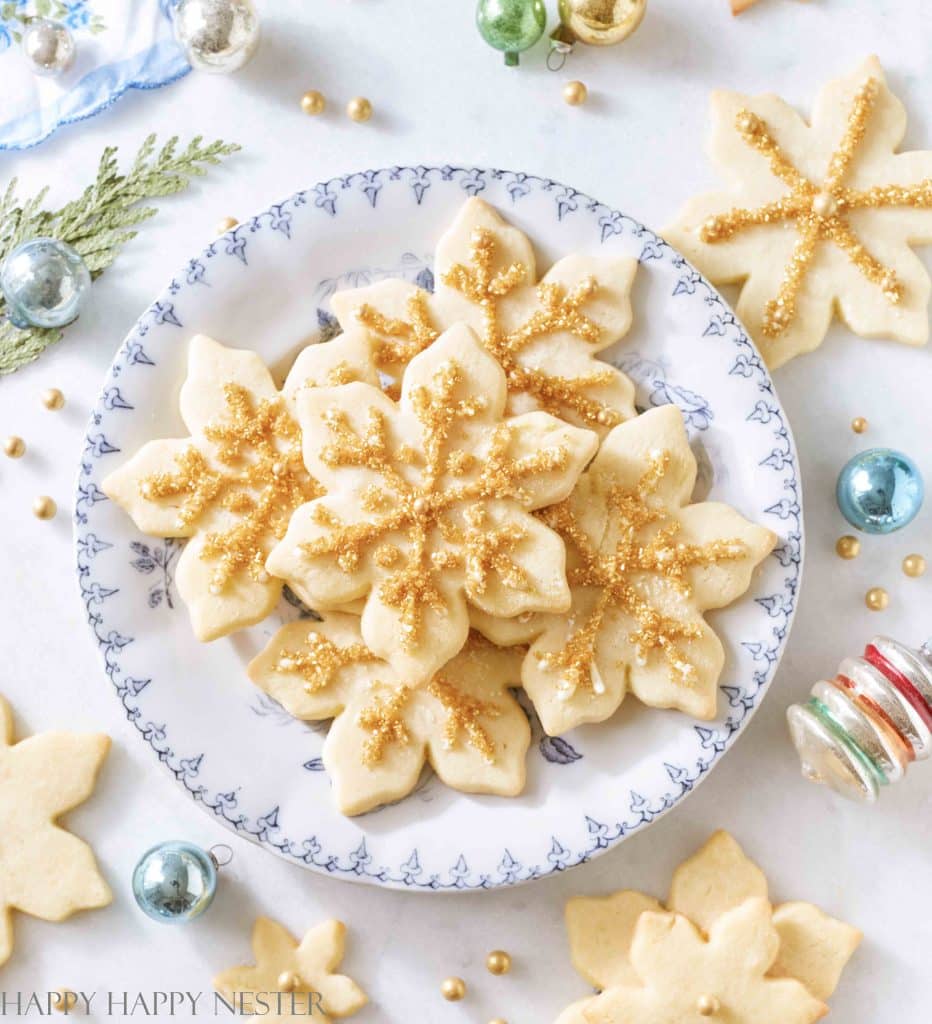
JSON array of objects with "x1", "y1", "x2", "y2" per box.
[
  {"x1": 209, "y1": 843, "x2": 234, "y2": 869},
  {"x1": 547, "y1": 34, "x2": 573, "y2": 71}
]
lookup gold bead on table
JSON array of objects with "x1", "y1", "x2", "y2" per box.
[
  {"x1": 835, "y1": 535, "x2": 861, "y2": 560},
  {"x1": 346, "y1": 97, "x2": 372, "y2": 123},
  {"x1": 216, "y1": 216, "x2": 238, "y2": 235},
  {"x1": 33, "y1": 496, "x2": 57, "y2": 520},
  {"x1": 3, "y1": 435, "x2": 26, "y2": 459},
  {"x1": 488, "y1": 1019, "x2": 508, "y2": 1024},
  {"x1": 486, "y1": 949, "x2": 512, "y2": 975},
  {"x1": 696, "y1": 993, "x2": 721, "y2": 1016},
  {"x1": 440, "y1": 977, "x2": 466, "y2": 1001},
  {"x1": 300, "y1": 89, "x2": 326, "y2": 115},
  {"x1": 903, "y1": 553, "x2": 927, "y2": 578},
  {"x1": 41, "y1": 387, "x2": 65, "y2": 410},
  {"x1": 865, "y1": 586, "x2": 889, "y2": 611},
  {"x1": 562, "y1": 80, "x2": 588, "y2": 106},
  {"x1": 53, "y1": 990, "x2": 78, "y2": 1013},
  {"x1": 850, "y1": 416, "x2": 868, "y2": 434}
]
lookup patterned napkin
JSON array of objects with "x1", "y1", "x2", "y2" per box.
[{"x1": 0, "y1": 0, "x2": 189, "y2": 151}]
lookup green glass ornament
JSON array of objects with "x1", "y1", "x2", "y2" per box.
[{"x1": 476, "y1": 0, "x2": 546, "y2": 66}]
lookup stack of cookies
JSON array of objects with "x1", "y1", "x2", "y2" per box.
[{"x1": 104, "y1": 199, "x2": 776, "y2": 816}]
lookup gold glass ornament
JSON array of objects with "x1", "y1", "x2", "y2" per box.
[
  {"x1": 551, "y1": 0, "x2": 647, "y2": 61},
  {"x1": 440, "y1": 977, "x2": 466, "y2": 1001},
  {"x1": 835, "y1": 535, "x2": 860, "y2": 560},
  {"x1": 33, "y1": 496, "x2": 57, "y2": 520},
  {"x1": 42, "y1": 387, "x2": 65, "y2": 410},
  {"x1": 301, "y1": 90, "x2": 326, "y2": 115},
  {"x1": 3, "y1": 436, "x2": 25, "y2": 459},
  {"x1": 562, "y1": 80, "x2": 588, "y2": 105},
  {"x1": 903, "y1": 554, "x2": 927, "y2": 578},
  {"x1": 865, "y1": 587, "x2": 889, "y2": 611},
  {"x1": 346, "y1": 97, "x2": 372, "y2": 123},
  {"x1": 486, "y1": 950, "x2": 512, "y2": 975},
  {"x1": 851, "y1": 416, "x2": 868, "y2": 434}
]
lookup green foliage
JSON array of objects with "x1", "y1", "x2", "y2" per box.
[{"x1": 0, "y1": 134, "x2": 240, "y2": 374}]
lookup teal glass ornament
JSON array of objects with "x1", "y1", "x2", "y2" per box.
[
  {"x1": 132, "y1": 841, "x2": 229, "y2": 923},
  {"x1": 1, "y1": 238, "x2": 91, "y2": 329},
  {"x1": 476, "y1": 0, "x2": 546, "y2": 66},
  {"x1": 836, "y1": 448, "x2": 924, "y2": 535}
]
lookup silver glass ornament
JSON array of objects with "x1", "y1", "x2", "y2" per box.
[
  {"x1": 132, "y1": 841, "x2": 219, "y2": 923},
  {"x1": 1, "y1": 238, "x2": 91, "y2": 330},
  {"x1": 21, "y1": 18, "x2": 75, "y2": 77},
  {"x1": 172, "y1": 0, "x2": 260, "y2": 74}
]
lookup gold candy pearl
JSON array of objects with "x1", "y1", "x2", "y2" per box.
[
  {"x1": 3, "y1": 435, "x2": 26, "y2": 459},
  {"x1": 440, "y1": 977, "x2": 466, "y2": 1001},
  {"x1": 696, "y1": 993, "x2": 721, "y2": 1016},
  {"x1": 851, "y1": 416, "x2": 868, "y2": 434},
  {"x1": 488, "y1": 1019, "x2": 508, "y2": 1024},
  {"x1": 277, "y1": 970, "x2": 301, "y2": 992},
  {"x1": 42, "y1": 387, "x2": 65, "y2": 410},
  {"x1": 486, "y1": 950, "x2": 512, "y2": 975},
  {"x1": 33, "y1": 496, "x2": 57, "y2": 520},
  {"x1": 301, "y1": 89, "x2": 326, "y2": 115},
  {"x1": 835, "y1": 535, "x2": 861, "y2": 560},
  {"x1": 346, "y1": 97, "x2": 372, "y2": 123},
  {"x1": 865, "y1": 586, "x2": 889, "y2": 611},
  {"x1": 216, "y1": 216, "x2": 238, "y2": 235},
  {"x1": 53, "y1": 990, "x2": 78, "y2": 1013},
  {"x1": 903, "y1": 554, "x2": 927, "y2": 578},
  {"x1": 562, "y1": 80, "x2": 588, "y2": 106}
]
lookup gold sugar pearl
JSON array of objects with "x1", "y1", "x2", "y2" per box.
[
  {"x1": 346, "y1": 97, "x2": 372, "y2": 123},
  {"x1": 562, "y1": 80, "x2": 588, "y2": 106},
  {"x1": 865, "y1": 586, "x2": 889, "y2": 611},
  {"x1": 3, "y1": 435, "x2": 26, "y2": 459},
  {"x1": 300, "y1": 89, "x2": 326, "y2": 115},
  {"x1": 440, "y1": 977, "x2": 466, "y2": 1001},
  {"x1": 486, "y1": 950, "x2": 512, "y2": 975},
  {"x1": 697, "y1": 993, "x2": 721, "y2": 1016},
  {"x1": 851, "y1": 416, "x2": 868, "y2": 434},
  {"x1": 903, "y1": 553, "x2": 927, "y2": 578},
  {"x1": 277, "y1": 970, "x2": 301, "y2": 992},
  {"x1": 216, "y1": 216, "x2": 238, "y2": 235},
  {"x1": 488, "y1": 1019, "x2": 508, "y2": 1024},
  {"x1": 33, "y1": 496, "x2": 57, "y2": 520},
  {"x1": 53, "y1": 990, "x2": 78, "y2": 1013},
  {"x1": 835, "y1": 535, "x2": 860, "y2": 560},
  {"x1": 42, "y1": 387, "x2": 65, "y2": 410}
]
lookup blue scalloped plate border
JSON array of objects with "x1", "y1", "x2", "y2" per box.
[{"x1": 74, "y1": 166, "x2": 803, "y2": 892}]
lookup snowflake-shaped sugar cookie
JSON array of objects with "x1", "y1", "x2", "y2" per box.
[
  {"x1": 475, "y1": 404, "x2": 775, "y2": 734},
  {"x1": 329, "y1": 197, "x2": 638, "y2": 433},
  {"x1": 0, "y1": 695, "x2": 111, "y2": 967},
  {"x1": 214, "y1": 916, "x2": 367, "y2": 1024},
  {"x1": 103, "y1": 332, "x2": 376, "y2": 641},
  {"x1": 267, "y1": 323, "x2": 598, "y2": 680},
  {"x1": 666, "y1": 57, "x2": 932, "y2": 367},
  {"x1": 557, "y1": 831, "x2": 860, "y2": 1024},
  {"x1": 248, "y1": 613, "x2": 529, "y2": 815}
]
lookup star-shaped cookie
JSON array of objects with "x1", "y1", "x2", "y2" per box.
[
  {"x1": 474, "y1": 404, "x2": 776, "y2": 733},
  {"x1": 0, "y1": 695, "x2": 111, "y2": 967},
  {"x1": 330, "y1": 197, "x2": 638, "y2": 433},
  {"x1": 557, "y1": 831, "x2": 860, "y2": 1024},
  {"x1": 214, "y1": 916, "x2": 367, "y2": 1024},
  {"x1": 665, "y1": 57, "x2": 932, "y2": 366},
  {"x1": 249, "y1": 613, "x2": 530, "y2": 815},
  {"x1": 267, "y1": 323, "x2": 598, "y2": 681},
  {"x1": 103, "y1": 331, "x2": 376, "y2": 641}
]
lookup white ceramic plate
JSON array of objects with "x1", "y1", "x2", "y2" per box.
[{"x1": 75, "y1": 167, "x2": 803, "y2": 891}]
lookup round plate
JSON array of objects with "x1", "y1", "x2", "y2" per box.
[{"x1": 75, "y1": 166, "x2": 803, "y2": 891}]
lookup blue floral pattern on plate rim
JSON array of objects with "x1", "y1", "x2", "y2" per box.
[{"x1": 74, "y1": 165, "x2": 803, "y2": 892}]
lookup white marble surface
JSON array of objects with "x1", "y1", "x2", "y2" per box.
[{"x1": 2, "y1": 1, "x2": 931, "y2": 1020}]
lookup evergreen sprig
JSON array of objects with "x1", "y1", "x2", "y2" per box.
[{"x1": 0, "y1": 134, "x2": 240, "y2": 375}]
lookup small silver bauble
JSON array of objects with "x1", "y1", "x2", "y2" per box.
[
  {"x1": 172, "y1": 0, "x2": 260, "y2": 74},
  {"x1": 1, "y1": 238, "x2": 91, "y2": 330},
  {"x1": 21, "y1": 18, "x2": 75, "y2": 77}
]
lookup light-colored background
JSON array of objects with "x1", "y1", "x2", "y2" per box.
[{"x1": 2, "y1": 1, "x2": 930, "y2": 1019}]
